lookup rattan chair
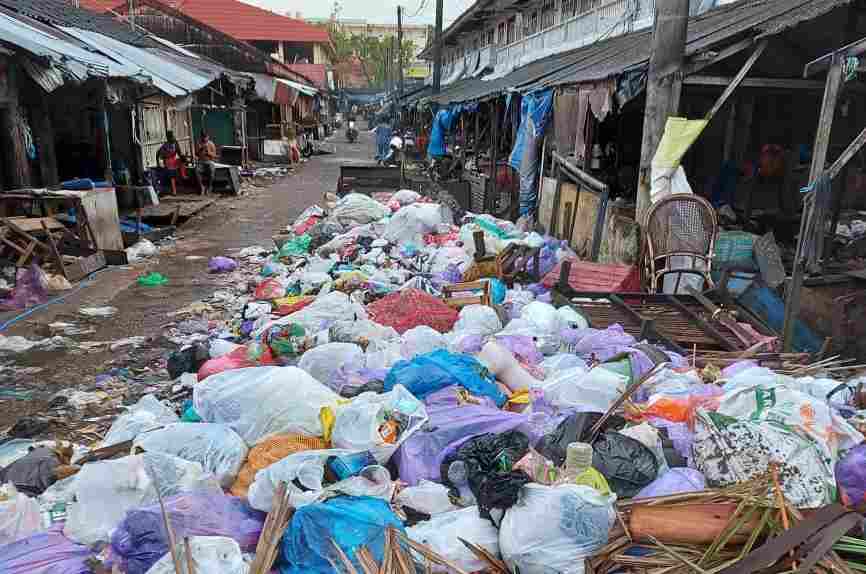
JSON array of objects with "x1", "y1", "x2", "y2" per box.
[{"x1": 642, "y1": 194, "x2": 718, "y2": 293}]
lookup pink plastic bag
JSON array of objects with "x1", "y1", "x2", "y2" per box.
[
  {"x1": 255, "y1": 278, "x2": 286, "y2": 300},
  {"x1": 197, "y1": 345, "x2": 277, "y2": 381}
]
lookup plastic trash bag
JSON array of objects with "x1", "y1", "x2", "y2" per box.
[
  {"x1": 536, "y1": 366, "x2": 628, "y2": 413},
  {"x1": 592, "y1": 431, "x2": 659, "y2": 498},
  {"x1": 209, "y1": 339, "x2": 242, "y2": 358},
  {"x1": 499, "y1": 318, "x2": 560, "y2": 355},
  {"x1": 197, "y1": 344, "x2": 278, "y2": 381},
  {"x1": 254, "y1": 291, "x2": 367, "y2": 338},
  {"x1": 0, "y1": 527, "x2": 93, "y2": 574},
  {"x1": 281, "y1": 496, "x2": 404, "y2": 574},
  {"x1": 126, "y1": 238, "x2": 157, "y2": 262},
  {"x1": 331, "y1": 385, "x2": 428, "y2": 463},
  {"x1": 144, "y1": 536, "x2": 247, "y2": 574},
  {"x1": 393, "y1": 189, "x2": 421, "y2": 205},
  {"x1": 0, "y1": 447, "x2": 64, "y2": 497},
  {"x1": 330, "y1": 193, "x2": 390, "y2": 226},
  {"x1": 298, "y1": 342, "x2": 364, "y2": 389},
  {"x1": 536, "y1": 412, "x2": 620, "y2": 467},
  {"x1": 400, "y1": 325, "x2": 447, "y2": 359},
  {"x1": 557, "y1": 305, "x2": 589, "y2": 329},
  {"x1": 0, "y1": 484, "x2": 41, "y2": 545},
  {"x1": 248, "y1": 449, "x2": 391, "y2": 511},
  {"x1": 133, "y1": 423, "x2": 249, "y2": 488},
  {"x1": 101, "y1": 394, "x2": 179, "y2": 448},
  {"x1": 208, "y1": 256, "x2": 238, "y2": 273},
  {"x1": 453, "y1": 304, "x2": 503, "y2": 336},
  {"x1": 619, "y1": 423, "x2": 670, "y2": 478},
  {"x1": 385, "y1": 349, "x2": 506, "y2": 406},
  {"x1": 110, "y1": 493, "x2": 264, "y2": 574},
  {"x1": 836, "y1": 444, "x2": 866, "y2": 507},
  {"x1": 384, "y1": 203, "x2": 446, "y2": 246},
  {"x1": 636, "y1": 468, "x2": 707, "y2": 499},
  {"x1": 395, "y1": 480, "x2": 458, "y2": 515},
  {"x1": 407, "y1": 506, "x2": 500, "y2": 572},
  {"x1": 477, "y1": 341, "x2": 540, "y2": 392},
  {"x1": 194, "y1": 366, "x2": 340, "y2": 443},
  {"x1": 500, "y1": 484, "x2": 616, "y2": 574},
  {"x1": 396, "y1": 389, "x2": 544, "y2": 486},
  {"x1": 692, "y1": 410, "x2": 835, "y2": 508},
  {"x1": 367, "y1": 289, "x2": 459, "y2": 334},
  {"x1": 540, "y1": 353, "x2": 588, "y2": 376},
  {"x1": 231, "y1": 434, "x2": 329, "y2": 497},
  {"x1": 494, "y1": 335, "x2": 543, "y2": 365},
  {"x1": 520, "y1": 301, "x2": 564, "y2": 335}
]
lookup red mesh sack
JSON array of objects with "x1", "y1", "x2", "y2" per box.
[{"x1": 366, "y1": 288, "x2": 459, "y2": 334}]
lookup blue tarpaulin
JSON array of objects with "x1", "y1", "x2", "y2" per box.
[{"x1": 509, "y1": 90, "x2": 554, "y2": 217}]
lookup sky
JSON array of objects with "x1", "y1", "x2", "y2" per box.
[{"x1": 251, "y1": 0, "x2": 471, "y2": 25}]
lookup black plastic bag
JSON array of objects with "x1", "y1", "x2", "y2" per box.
[
  {"x1": 441, "y1": 430, "x2": 531, "y2": 522},
  {"x1": 536, "y1": 412, "x2": 626, "y2": 466},
  {"x1": 0, "y1": 447, "x2": 62, "y2": 496},
  {"x1": 592, "y1": 431, "x2": 658, "y2": 498},
  {"x1": 167, "y1": 344, "x2": 209, "y2": 379}
]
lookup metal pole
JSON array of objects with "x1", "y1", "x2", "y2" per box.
[
  {"x1": 432, "y1": 0, "x2": 444, "y2": 94},
  {"x1": 398, "y1": 5, "x2": 405, "y2": 99}
]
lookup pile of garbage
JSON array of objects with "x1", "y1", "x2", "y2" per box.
[{"x1": 2, "y1": 190, "x2": 866, "y2": 574}]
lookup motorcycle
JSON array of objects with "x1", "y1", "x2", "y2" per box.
[
  {"x1": 377, "y1": 134, "x2": 404, "y2": 167},
  {"x1": 346, "y1": 120, "x2": 358, "y2": 143}
]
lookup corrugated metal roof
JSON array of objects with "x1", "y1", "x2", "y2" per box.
[{"x1": 424, "y1": 0, "x2": 853, "y2": 106}]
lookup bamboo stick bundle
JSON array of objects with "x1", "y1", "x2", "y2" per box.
[{"x1": 249, "y1": 482, "x2": 294, "y2": 574}]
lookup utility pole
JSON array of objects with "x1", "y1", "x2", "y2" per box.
[
  {"x1": 635, "y1": 0, "x2": 690, "y2": 223},
  {"x1": 398, "y1": 5, "x2": 405, "y2": 99},
  {"x1": 432, "y1": 0, "x2": 444, "y2": 94}
]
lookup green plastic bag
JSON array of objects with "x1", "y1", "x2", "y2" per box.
[
  {"x1": 138, "y1": 272, "x2": 168, "y2": 287},
  {"x1": 279, "y1": 234, "x2": 312, "y2": 257}
]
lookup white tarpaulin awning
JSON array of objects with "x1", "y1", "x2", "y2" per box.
[{"x1": 275, "y1": 77, "x2": 317, "y2": 97}]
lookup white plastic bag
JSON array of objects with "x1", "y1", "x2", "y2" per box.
[
  {"x1": 535, "y1": 366, "x2": 627, "y2": 412},
  {"x1": 499, "y1": 318, "x2": 560, "y2": 355},
  {"x1": 331, "y1": 385, "x2": 428, "y2": 463},
  {"x1": 500, "y1": 484, "x2": 616, "y2": 574},
  {"x1": 520, "y1": 301, "x2": 564, "y2": 336},
  {"x1": 145, "y1": 536, "x2": 248, "y2": 574},
  {"x1": 0, "y1": 485, "x2": 41, "y2": 546},
  {"x1": 539, "y1": 354, "x2": 588, "y2": 377},
  {"x1": 401, "y1": 326, "x2": 447, "y2": 359},
  {"x1": 248, "y1": 449, "x2": 393, "y2": 511},
  {"x1": 395, "y1": 480, "x2": 458, "y2": 515},
  {"x1": 477, "y1": 341, "x2": 539, "y2": 392},
  {"x1": 556, "y1": 306, "x2": 589, "y2": 329},
  {"x1": 193, "y1": 366, "x2": 340, "y2": 444},
  {"x1": 101, "y1": 395, "x2": 179, "y2": 448},
  {"x1": 407, "y1": 507, "x2": 500, "y2": 573},
  {"x1": 393, "y1": 189, "x2": 421, "y2": 205},
  {"x1": 298, "y1": 342, "x2": 365, "y2": 389},
  {"x1": 253, "y1": 291, "x2": 367, "y2": 338},
  {"x1": 134, "y1": 423, "x2": 249, "y2": 488},
  {"x1": 384, "y1": 203, "x2": 446, "y2": 246},
  {"x1": 126, "y1": 238, "x2": 157, "y2": 262},
  {"x1": 330, "y1": 193, "x2": 390, "y2": 226},
  {"x1": 209, "y1": 339, "x2": 242, "y2": 359},
  {"x1": 453, "y1": 305, "x2": 502, "y2": 336}
]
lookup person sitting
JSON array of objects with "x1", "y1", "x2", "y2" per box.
[
  {"x1": 195, "y1": 132, "x2": 217, "y2": 195},
  {"x1": 156, "y1": 131, "x2": 183, "y2": 196}
]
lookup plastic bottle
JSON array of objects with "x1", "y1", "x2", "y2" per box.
[
  {"x1": 325, "y1": 451, "x2": 377, "y2": 482},
  {"x1": 447, "y1": 460, "x2": 476, "y2": 505}
]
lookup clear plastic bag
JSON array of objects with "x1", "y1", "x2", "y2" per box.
[
  {"x1": 133, "y1": 423, "x2": 249, "y2": 488},
  {"x1": 500, "y1": 484, "x2": 616, "y2": 574},
  {"x1": 536, "y1": 366, "x2": 627, "y2": 412},
  {"x1": 101, "y1": 395, "x2": 179, "y2": 448},
  {"x1": 395, "y1": 480, "x2": 458, "y2": 515},
  {"x1": 331, "y1": 384, "x2": 428, "y2": 463},
  {"x1": 330, "y1": 193, "x2": 390, "y2": 226},
  {"x1": 400, "y1": 325, "x2": 447, "y2": 359},
  {"x1": 539, "y1": 354, "x2": 588, "y2": 377},
  {"x1": 407, "y1": 506, "x2": 500, "y2": 572},
  {"x1": 453, "y1": 304, "x2": 503, "y2": 336},
  {"x1": 253, "y1": 291, "x2": 367, "y2": 338},
  {"x1": 384, "y1": 203, "x2": 446, "y2": 246},
  {"x1": 144, "y1": 536, "x2": 247, "y2": 574},
  {"x1": 298, "y1": 342, "x2": 365, "y2": 389},
  {"x1": 0, "y1": 484, "x2": 41, "y2": 546},
  {"x1": 193, "y1": 366, "x2": 340, "y2": 444}
]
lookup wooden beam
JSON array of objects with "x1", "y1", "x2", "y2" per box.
[
  {"x1": 684, "y1": 76, "x2": 826, "y2": 90},
  {"x1": 685, "y1": 38, "x2": 755, "y2": 76},
  {"x1": 804, "y1": 35, "x2": 866, "y2": 78},
  {"x1": 705, "y1": 40, "x2": 767, "y2": 121},
  {"x1": 828, "y1": 125, "x2": 866, "y2": 181}
]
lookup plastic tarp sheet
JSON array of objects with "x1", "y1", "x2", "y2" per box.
[{"x1": 509, "y1": 90, "x2": 554, "y2": 217}]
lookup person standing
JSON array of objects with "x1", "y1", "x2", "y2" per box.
[
  {"x1": 196, "y1": 131, "x2": 217, "y2": 195},
  {"x1": 156, "y1": 131, "x2": 182, "y2": 196}
]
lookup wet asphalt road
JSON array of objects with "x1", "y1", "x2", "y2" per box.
[{"x1": 0, "y1": 123, "x2": 376, "y2": 431}]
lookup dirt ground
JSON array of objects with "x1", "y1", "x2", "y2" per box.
[{"x1": 0, "y1": 122, "x2": 377, "y2": 432}]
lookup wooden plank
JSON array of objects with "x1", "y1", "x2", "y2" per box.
[
  {"x1": 804, "y1": 35, "x2": 866, "y2": 78},
  {"x1": 557, "y1": 182, "x2": 578, "y2": 242},
  {"x1": 828, "y1": 125, "x2": 866, "y2": 181},
  {"x1": 8, "y1": 217, "x2": 65, "y2": 233},
  {"x1": 684, "y1": 76, "x2": 825, "y2": 90},
  {"x1": 570, "y1": 187, "x2": 601, "y2": 260},
  {"x1": 538, "y1": 176, "x2": 557, "y2": 235},
  {"x1": 79, "y1": 188, "x2": 124, "y2": 251},
  {"x1": 705, "y1": 40, "x2": 768, "y2": 121},
  {"x1": 685, "y1": 38, "x2": 755, "y2": 76}
]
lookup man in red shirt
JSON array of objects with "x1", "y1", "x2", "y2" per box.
[{"x1": 157, "y1": 130, "x2": 182, "y2": 196}]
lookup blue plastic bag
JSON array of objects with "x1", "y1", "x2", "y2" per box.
[
  {"x1": 281, "y1": 496, "x2": 404, "y2": 574},
  {"x1": 384, "y1": 349, "x2": 506, "y2": 407}
]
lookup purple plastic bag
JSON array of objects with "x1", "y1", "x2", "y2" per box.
[
  {"x1": 636, "y1": 468, "x2": 707, "y2": 499},
  {"x1": 566, "y1": 324, "x2": 637, "y2": 361},
  {"x1": 109, "y1": 492, "x2": 265, "y2": 574},
  {"x1": 0, "y1": 264, "x2": 47, "y2": 310},
  {"x1": 0, "y1": 526, "x2": 92, "y2": 574},
  {"x1": 495, "y1": 335, "x2": 543, "y2": 364},
  {"x1": 837, "y1": 444, "x2": 866, "y2": 507},
  {"x1": 396, "y1": 388, "x2": 546, "y2": 485},
  {"x1": 208, "y1": 256, "x2": 238, "y2": 273}
]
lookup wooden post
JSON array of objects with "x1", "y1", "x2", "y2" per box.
[
  {"x1": 432, "y1": 0, "x2": 444, "y2": 94},
  {"x1": 398, "y1": 5, "x2": 404, "y2": 99},
  {"x1": 489, "y1": 99, "x2": 499, "y2": 213},
  {"x1": 635, "y1": 0, "x2": 690, "y2": 224},
  {"x1": 782, "y1": 54, "x2": 844, "y2": 353}
]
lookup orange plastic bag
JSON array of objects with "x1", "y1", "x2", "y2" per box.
[
  {"x1": 230, "y1": 434, "x2": 329, "y2": 497},
  {"x1": 642, "y1": 393, "x2": 723, "y2": 423}
]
